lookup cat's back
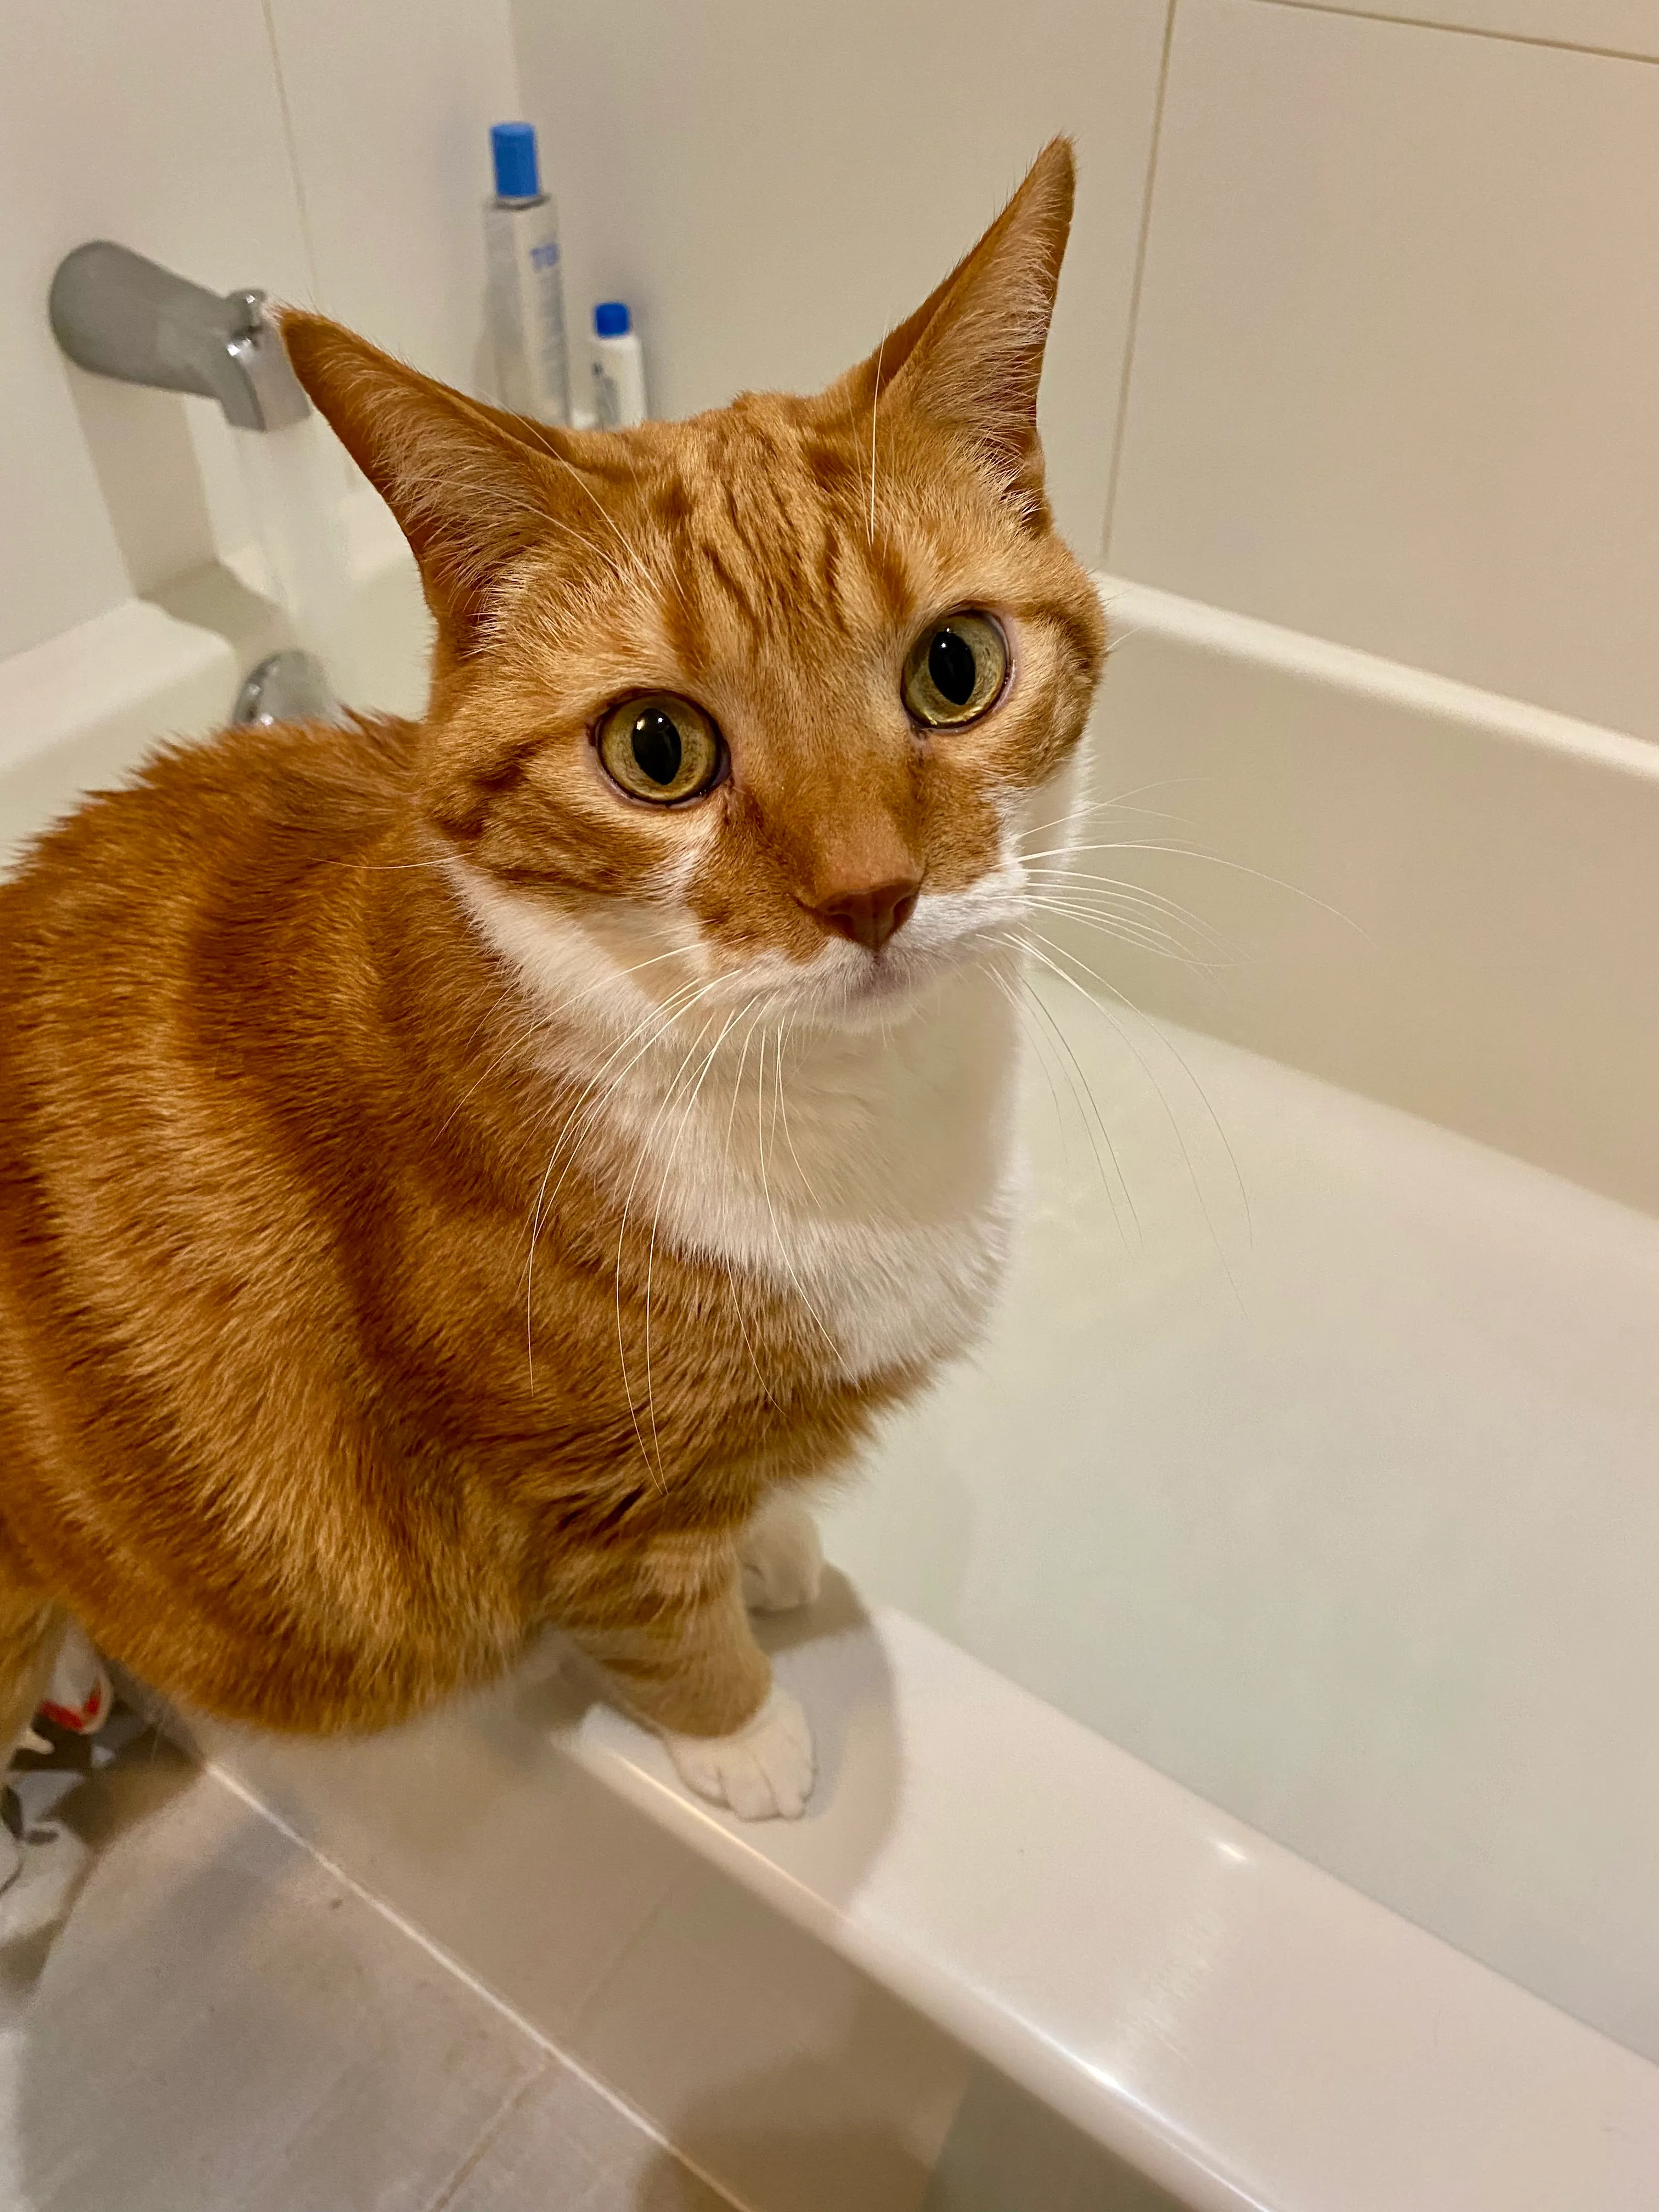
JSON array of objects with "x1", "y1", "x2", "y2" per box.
[
  {"x1": 0, "y1": 708, "x2": 422, "y2": 1414},
  {"x1": 0, "y1": 710, "x2": 413, "y2": 975},
  {"x1": 0, "y1": 708, "x2": 416, "y2": 1159},
  {"x1": 0, "y1": 710, "x2": 506, "y2": 1727},
  {"x1": 0, "y1": 708, "x2": 421, "y2": 1373}
]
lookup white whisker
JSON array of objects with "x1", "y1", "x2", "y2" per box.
[
  {"x1": 1020, "y1": 867, "x2": 1228, "y2": 944},
  {"x1": 1007, "y1": 932, "x2": 1252, "y2": 1304},
  {"x1": 524, "y1": 973, "x2": 714, "y2": 1393},
  {"x1": 986, "y1": 962, "x2": 1086, "y2": 1205},
  {"x1": 754, "y1": 1024, "x2": 839, "y2": 1357},
  {"x1": 639, "y1": 1001, "x2": 748, "y2": 1481},
  {"x1": 1009, "y1": 948, "x2": 1140, "y2": 1247},
  {"x1": 1019, "y1": 896, "x2": 1223, "y2": 972},
  {"x1": 612, "y1": 998, "x2": 731, "y2": 1483},
  {"x1": 714, "y1": 1000, "x2": 784, "y2": 1409},
  {"x1": 867, "y1": 335, "x2": 885, "y2": 545},
  {"x1": 1015, "y1": 839, "x2": 1368, "y2": 938}
]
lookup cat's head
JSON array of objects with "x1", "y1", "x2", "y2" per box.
[{"x1": 283, "y1": 139, "x2": 1104, "y2": 1034}]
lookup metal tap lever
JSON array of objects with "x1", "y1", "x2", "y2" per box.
[{"x1": 49, "y1": 241, "x2": 309, "y2": 433}]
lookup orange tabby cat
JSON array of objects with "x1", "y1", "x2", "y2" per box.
[{"x1": 0, "y1": 142, "x2": 1103, "y2": 1826}]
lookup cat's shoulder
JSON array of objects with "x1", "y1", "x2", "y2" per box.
[{"x1": 8, "y1": 711, "x2": 419, "y2": 906}]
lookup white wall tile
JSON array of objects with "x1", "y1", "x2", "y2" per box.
[
  {"x1": 0, "y1": 0, "x2": 314, "y2": 659},
  {"x1": 509, "y1": 0, "x2": 1173, "y2": 565},
  {"x1": 264, "y1": 0, "x2": 521, "y2": 397},
  {"x1": 1109, "y1": 0, "x2": 1659, "y2": 736},
  {"x1": 1264, "y1": 0, "x2": 1659, "y2": 59},
  {"x1": 0, "y1": 600, "x2": 235, "y2": 859}
]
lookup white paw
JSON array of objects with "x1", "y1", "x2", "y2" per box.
[
  {"x1": 662, "y1": 1684, "x2": 816, "y2": 1821},
  {"x1": 739, "y1": 1495, "x2": 824, "y2": 1614}
]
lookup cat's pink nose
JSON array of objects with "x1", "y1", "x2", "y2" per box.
[{"x1": 808, "y1": 878, "x2": 921, "y2": 954}]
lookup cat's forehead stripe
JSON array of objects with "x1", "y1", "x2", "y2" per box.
[{"x1": 633, "y1": 429, "x2": 913, "y2": 662}]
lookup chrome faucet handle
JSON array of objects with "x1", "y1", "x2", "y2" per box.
[
  {"x1": 49, "y1": 242, "x2": 310, "y2": 433},
  {"x1": 231, "y1": 649, "x2": 340, "y2": 726}
]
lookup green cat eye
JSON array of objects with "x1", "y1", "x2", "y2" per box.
[
  {"x1": 596, "y1": 694, "x2": 724, "y2": 805},
  {"x1": 901, "y1": 611, "x2": 1009, "y2": 730}
]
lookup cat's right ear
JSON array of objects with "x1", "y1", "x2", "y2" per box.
[{"x1": 280, "y1": 312, "x2": 573, "y2": 659}]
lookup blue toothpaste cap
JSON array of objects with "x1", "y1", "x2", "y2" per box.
[{"x1": 490, "y1": 122, "x2": 541, "y2": 202}]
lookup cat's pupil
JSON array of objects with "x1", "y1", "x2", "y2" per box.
[
  {"x1": 631, "y1": 707, "x2": 682, "y2": 786},
  {"x1": 928, "y1": 627, "x2": 978, "y2": 707}
]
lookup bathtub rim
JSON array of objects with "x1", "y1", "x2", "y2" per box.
[
  {"x1": 561, "y1": 1598, "x2": 1659, "y2": 2212},
  {"x1": 8, "y1": 545, "x2": 1659, "y2": 2209}
]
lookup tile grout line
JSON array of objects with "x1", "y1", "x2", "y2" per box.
[
  {"x1": 1099, "y1": 0, "x2": 1180, "y2": 573},
  {"x1": 1250, "y1": 0, "x2": 1659, "y2": 67},
  {"x1": 423, "y1": 2065, "x2": 551, "y2": 2212},
  {"x1": 563, "y1": 1863, "x2": 692, "y2": 2049},
  {"x1": 202, "y1": 1759, "x2": 753, "y2": 2212},
  {"x1": 258, "y1": 0, "x2": 324, "y2": 303}
]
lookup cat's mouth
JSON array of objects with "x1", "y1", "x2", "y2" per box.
[
  {"x1": 836, "y1": 960, "x2": 916, "y2": 1013},
  {"x1": 841, "y1": 954, "x2": 916, "y2": 1006},
  {"x1": 769, "y1": 923, "x2": 993, "y2": 1028}
]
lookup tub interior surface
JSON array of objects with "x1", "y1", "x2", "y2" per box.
[
  {"x1": 8, "y1": 562, "x2": 1657, "y2": 2122},
  {"x1": 820, "y1": 968, "x2": 1659, "y2": 2068}
]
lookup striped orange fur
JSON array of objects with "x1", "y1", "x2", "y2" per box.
[{"x1": 0, "y1": 142, "x2": 1103, "y2": 1819}]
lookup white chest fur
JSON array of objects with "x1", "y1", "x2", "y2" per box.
[
  {"x1": 601, "y1": 960, "x2": 1025, "y2": 1383},
  {"x1": 455, "y1": 867, "x2": 1030, "y2": 1384}
]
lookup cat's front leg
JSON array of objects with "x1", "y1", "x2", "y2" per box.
[
  {"x1": 574, "y1": 1553, "x2": 815, "y2": 1821},
  {"x1": 659, "y1": 1681, "x2": 815, "y2": 1823}
]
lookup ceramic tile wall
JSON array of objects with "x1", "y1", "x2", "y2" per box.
[
  {"x1": 1109, "y1": 0, "x2": 1659, "y2": 736},
  {"x1": 14, "y1": 0, "x2": 1659, "y2": 733},
  {"x1": 507, "y1": 0, "x2": 1173, "y2": 568},
  {"x1": 0, "y1": 0, "x2": 307, "y2": 658},
  {"x1": 262, "y1": 0, "x2": 520, "y2": 398},
  {"x1": 0, "y1": 0, "x2": 517, "y2": 663},
  {"x1": 1265, "y1": 0, "x2": 1659, "y2": 57},
  {"x1": 8, "y1": 0, "x2": 1171, "y2": 673}
]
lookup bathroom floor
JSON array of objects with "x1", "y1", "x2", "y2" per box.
[{"x1": 0, "y1": 1709, "x2": 728, "y2": 2212}]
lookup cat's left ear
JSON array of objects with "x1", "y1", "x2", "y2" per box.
[{"x1": 830, "y1": 138, "x2": 1075, "y2": 518}]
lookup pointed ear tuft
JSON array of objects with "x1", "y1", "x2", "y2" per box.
[
  {"x1": 833, "y1": 139, "x2": 1076, "y2": 517},
  {"x1": 279, "y1": 311, "x2": 573, "y2": 657}
]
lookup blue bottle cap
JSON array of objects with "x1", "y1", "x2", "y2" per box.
[
  {"x1": 490, "y1": 122, "x2": 541, "y2": 201},
  {"x1": 594, "y1": 301, "x2": 631, "y2": 339}
]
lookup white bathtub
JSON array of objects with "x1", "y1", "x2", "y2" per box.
[{"x1": 4, "y1": 517, "x2": 1657, "y2": 2210}]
